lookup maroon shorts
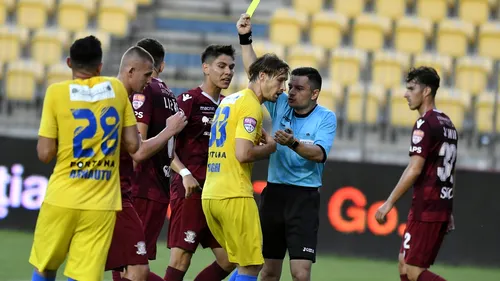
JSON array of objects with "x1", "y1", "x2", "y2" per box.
[
  {"x1": 133, "y1": 197, "x2": 169, "y2": 260},
  {"x1": 167, "y1": 196, "x2": 220, "y2": 252},
  {"x1": 105, "y1": 206, "x2": 149, "y2": 271},
  {"x1": 399, "y1": 220, "x2": 448, "y2": 268}
]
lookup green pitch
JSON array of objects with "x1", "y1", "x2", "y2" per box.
[{"x1": 0, "y1": 230, "x2": 498, "y2": 281}]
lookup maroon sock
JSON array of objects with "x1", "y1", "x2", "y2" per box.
[
  {"x1": 164, "y1": 266, "x2": 186, "y2": 281},
  {"x1": 112, "y1": 271, "x2": 122, "y2": 281},
  {"x1": 400, "y1": 274, "x2": 410, "y2": 281},
  {"x1": 194, "y1": 261, "x2": 231, "y2": 281},
  {"x1": 417, "y1": 270, "x2": 447, "y2": 281},
  {"x1": 148, "y1": 272, "x2": 165, "y2": 281}
]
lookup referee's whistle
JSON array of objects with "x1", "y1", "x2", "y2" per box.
[{"x1": 285, "y1": 128, "x2": 292, "y2": 134}]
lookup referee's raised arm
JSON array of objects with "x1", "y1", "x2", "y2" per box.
[{"x1": 237, "y1": 13, "x2": 258, "y2": 76}]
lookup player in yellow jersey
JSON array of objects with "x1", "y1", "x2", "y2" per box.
[
  {"x1": 202, "y1": 54, "x2": 289, "y2": 281},
  {"x1": 29, "y1": 36, "x2": 141, "y2": 281}
]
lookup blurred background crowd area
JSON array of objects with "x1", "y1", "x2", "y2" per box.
[{"x1": 2, "y1": 0, "x2": 500, "y2": 170}]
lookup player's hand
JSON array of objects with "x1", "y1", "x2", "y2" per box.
[
  {"x1": 167, "y1": 111, "x2": 188, "y2": 135},
  {"x1": 446, "y1": 214, "x2": 455, "y2": 234},
  {"x1": 375, "y1": 201, "x2": 394, "y2": 224},
  {"x1": 260, "y1": 128, "x2": 269, "y2": 145},
  {"x1": 274, "y1": 129, "x2": 295, "y2": 146},
  {"x1": 237, "y1": 13, "x2": 252, "y2": 35},
  {"x1": 183, "y1": 174, "x2": 201, "y2": 198}
]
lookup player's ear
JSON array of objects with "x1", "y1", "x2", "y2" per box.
[
  {"x1": 97, "y1": 63, "x2": 103, "y2": 75},
  {"x1": 128, "y1": 67, "x2": 135, "y2": 76},
  {"x1": 202, "y1": 62, "x2": 210, "y2": 75},
  {"x1": 66, "y1": 57, "x2": 72, "y2": 69},
  {"x1": 258, "y1": 71, "x2": 266, "y2": 82},
  {"x1": 159, "y1": 61, "x2": 165, "y2": 73},
  {"x1": 423, "y1": 86, "x2": 432, "y2": 98}
]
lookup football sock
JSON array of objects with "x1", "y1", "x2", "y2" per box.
[
  {"x1": 400, "y1": 274, "x2": 410, "y2": 281},
  {"x1": 193, "y1": 261, "x2": 230, "y2": 281},
  {"x1": 31, "y1": 271, "x2": 55, "y2": 281},
  {"x1": 417, "y1": 270, "x2": 447, "y2": 281},
  {"x1": 112, "y1": 271, "x2": 122, "y2": 281},
  {"x1": 148, "y1": 272, "x2": 164, "y2": 281},
  {"x1": 235, "y1": 274, "x2": 257, "y2": 281},
  {"x1": 164, "y1": 266, "x2": 186, "y2": 281},
  {"x1": 228, "y1": 269, "x2": 238, "y2": 281}
]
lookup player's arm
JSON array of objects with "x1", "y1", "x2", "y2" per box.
[
  {"x1": 383, "y1": 155, "x2": 425, "y2": 206},
  {"x1": 237, "y1": 13, "x2": 257, "y2": 76},
  {"x1": 37, "y1": 86, "x2": 58, "y2": 163},
  {"x1": 235, "y1": 117, "x2": 276, "y2": 163}
]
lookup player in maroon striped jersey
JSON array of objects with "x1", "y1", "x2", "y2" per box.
[
  {"x1": 164, "y1": 45, "x2": 237, "y2": 281},
  {"x1": 376, "y1": 67, "x2": 456, "y2": 281}
]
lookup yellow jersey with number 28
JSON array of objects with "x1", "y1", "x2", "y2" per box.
[
  {"x1": 38, "y1": 77, "x2": 137, "y2": 211},
  {"x1": 202, "y1": 88, "x2": 263, "y2": 200}
]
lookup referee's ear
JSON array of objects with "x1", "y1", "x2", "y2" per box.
[{"x1": 311, "y1": 89, "x2": 320, "y2": 101}]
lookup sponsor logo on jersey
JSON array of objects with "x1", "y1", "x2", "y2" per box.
[
  {"x1": 243, "y1": 117, "x2": 257, "y2": 133},
  {"x1": 132, "y1": 94, "x2": 145, "y2": 110},
  {"x1": 412, "y1": 129, "x2": 424, "y2": 144}
]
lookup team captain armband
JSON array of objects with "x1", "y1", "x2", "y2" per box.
[
  {"x1": 239, "y1": 32, "x2": 253, "y2": 45},
  {"x1": 179, "y1": 168, "x2": 192, "y2": 178}
]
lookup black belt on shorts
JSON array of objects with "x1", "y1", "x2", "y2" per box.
[{"x1": 266, "y1": 182, "x2": 320, "y2": 192}]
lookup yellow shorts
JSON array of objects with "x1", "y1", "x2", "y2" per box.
[
  {"x1": 202, "y1": 197, "x2": 264, "y2": 266},
  {"x1": 29, "y1": 202, "x2": 116, "y2": 281}
]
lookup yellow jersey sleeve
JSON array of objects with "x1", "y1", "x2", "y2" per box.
[
  {"x1": 235, "y1": 97, "x2": 262, "y2": 142},
  {"x1": 38, "y1": 85, "x2": 58, "y2": 138}
]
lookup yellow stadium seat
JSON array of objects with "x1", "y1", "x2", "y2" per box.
[
  {"x1": 395, "y1": 16, "x2": 432, "y2": 54},
  {"x1": 478, "y1": 22, "x2": 500, "y2": 59},
  {"x1": 455, "y1": 56, "x2": 492, "y2": 96},
  {"x1": 0, "y1": 25, "x2": 29, "y2": 63},
  {"x1": 310, "y1": 11, "x2": 348, "y2": 49},
  {"x1": 417, "y1": 0, "x2": 454, "y2": 23},
  {"x1": 47, "y1": 62, "x2": 72, "y2": 86},
  {"x1": 330, "y1": 48, "x2": 367, "y2": 87},
  {"x1": 6, "y1": 60, "x2": 43, "y2": 101},
  {"x1": 437, "y1": 19, "x2": 474, "y2": 57},
  {"x1": 0, "y1": 0, "x2": 15, "y2": 24},
  {"x1": 293, "y1": 0, "x2": 323, "y2": 16},
  {"x1": 353, "y1": 14, "x2": 391, "y2": 51},
  {"x1": 317, "y1": 80, "x2": 342, "y2": 112},
  {"x1": 390, "y1": 86, "x2": 420, "y2": 128},
  {"x1": 475, "y1": 92, "x2": 500, "y2": 133},
  {"x1": 32, "y1": 28, "x2": 69, "y2": 66},
  {"x1": 414, "y1": 52, "x2": 452, "y2": 78},
  {"x1": 74, "y1": 29, "x2": 111, "y2": 52},
  {"x1": 333, "y1": 0, "x2": 365, "y2": 19},
  {"x1": 251, "y1": 41, "x2": 285, "y2": 59},
  {"x1": 17, "y1": 0, "x2": 51, "y2": 29},
  {"x1": 372, "y1": 50, "x2": 410, "y2": 89},
  {"x1": 435, "y1": 88, "x2": 468, "y2": 131},
  {"x1": 270, "y1": 9, "x2": 306, "y2": 46},
  {"x1": 287, "y1": 45, "x2": 325, "y2": 70},
  {"x1": 346, "y1": 83, "x2": 384, "y2": 125},
  {"x1": 58, "y1": 0, "x2": 93, "y2": 32},
  {"x1": 375, "y1": 0, "x2": 406, "y2": 20},
  {"x1": 458, "y1": 0, "x2": 491, "y2": 25},
  {"x1": 98, "y1": 0, "x2": 130, "y2": 37}
]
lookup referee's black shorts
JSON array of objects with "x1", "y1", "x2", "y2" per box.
[{"x1": 259, "y1": 182, "x2": 320, "y2": 262}]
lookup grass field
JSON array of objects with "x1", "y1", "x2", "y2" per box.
[{"x1": 1, "y1": 230, "x2": 498, "y2": 281}]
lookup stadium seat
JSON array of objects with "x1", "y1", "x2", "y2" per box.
[
  {"x1": 413, "y1": 52, "x2": 452, "y2": 78},
  {"x1": 375, "y1": 0, "x2": 406, "y2": 20},
  {"x1": 32, "y1": 28, "x2": 69, "y2": 66},
  {"x1": 437, "y1": 19, "x2": 474, "y2": 58},
  {"x1": 372, "y1": 50, "x2": 410, "y2": 90},
  {"x1": 287, "y1": 45, "x2": 325, "y2": 70},
  {"x1": 251, "y1": 41, "x2": 285, "y2": 59},
  {"x1": 416, "y1": 0, "x2": 454, "y2": 23},
  {"x1": 6, "y1": 60, "x2": 43, "y2": 101},
  {"x1": 310, "y1": 11, "x2": 348, "y2": 49},
  {"x1": 317, "y1": 80, "x2": 342, "y2": 112},
  {"x1": 455, "y1": 56, "x2": 493, "y2": 96},
  {"x1": 353, "y1": 14, "x2": 391, "y2": 51},
  {"x1": 475, "y1": 92, "x2": 500, "y2": 133},
  {"x1": 58, "y1": 0, "x2": 92, "y2": 32},
  {"x1": 74, "y1": 29, "x2": 111, "y2": 52},
  {"x1": 0, "y1": 0, "x2": 15, "y2": 25},
  {"x1": 47, "y1": 62, "x2": 72, "y2": 86},
  {"x1": 478, "y1": 22, "x2": 500, "y2": 59},
  {"x1": 17, "y1": 0, "x2": 51, "y2": 29},
  {"x1": 435, "y1": 88, "x2": 468, "y2": 131},
  {"x1": 390, "y1": 86, "x2": 420, "y2": 128},
  {"x1": 458, "y1": 0, "x2": 491, "y2": 25},
  {"x1": 270, "y1": 8, "x2": 306, "y2": 46},
  {"x1": 0, "y1": 25, "x2": 29, "y2": 63},
  {"x1": 293, "y1": 0, "x2": 323, "y2": 16},
  {"x1": 395, "y1": 16, "x2": 432, "y2": 54},
  {"x1": 98, "y1": 0, "x2": 130, "y2": 37},
  {"x1": 333, "y1": 0, "x2": 365, "y2": 19},
  {"x1": 346, "y1": 83, "x2": 384, "y2": 125},
  {"x1": 330, "y1": 48, "x2": 367, "y2": 87}
]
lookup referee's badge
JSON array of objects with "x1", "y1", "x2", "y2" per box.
[{"x1": 243, "y1": 117, "x2": 257, "y2": 133}]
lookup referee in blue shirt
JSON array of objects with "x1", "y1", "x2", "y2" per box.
[{"x1": 234, "y1": 14, "x2": 337, "y2": 281}]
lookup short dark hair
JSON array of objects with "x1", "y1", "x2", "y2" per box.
[
  {"x1": 248, "y1": 53, "x2": 290, "y2": 82},
  {"x1": 136, "y1": 38, "x2": 165, "y2": 69},
  {"x1": 291, "y1": 67, "x2": 322, "y2": 91},
  {"x1": 70, "y1": 35, "x2": 102, "y2": 71},
  {"x1": 124, "y1": 46, "x2": 154, "y2": 64},
  {"x1": 201, "y1": 44, "x2": 236, "y2": 64},
  {"x1": 406, "y1": 66, "x2": 440, "y2": 97}
]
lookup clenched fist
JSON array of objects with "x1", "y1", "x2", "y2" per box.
[
  {"x1": 237, "y1": 13, "x2": 252, "y2": 35},
  {"x1": 166, "y1": 111, "x2": 187, "y2": 135}
]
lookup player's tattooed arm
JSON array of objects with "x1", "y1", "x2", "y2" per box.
[
  {"x1": 375, "y1": 155, "x2": 426, "y2": 223},
  {"x1": 237, "y1": 13, "x2": 257, "y2": 77},
  {"x1": 37, "y1": 136, "x2": 57, "y2": 163}
]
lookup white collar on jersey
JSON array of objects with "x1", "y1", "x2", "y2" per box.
[{"x1": 201, "y1": 90, "x2": 220, "y2": 105}]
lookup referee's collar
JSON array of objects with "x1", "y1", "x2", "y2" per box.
[{"x1": 293, "y1": 104, "x2": 317, "y2": 118}]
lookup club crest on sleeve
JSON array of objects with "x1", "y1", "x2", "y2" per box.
[
  {"x1": 132, "y1": 94, "x2": 145, "y2": 110},
  {"x1": 412, "y1": 129, "x2": 424, "y2": 144},
  {"x1": 243, "y1": 117, "x2": 257, "y2": 133}
]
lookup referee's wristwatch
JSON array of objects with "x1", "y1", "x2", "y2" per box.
[{"x1": 288, "y1": 138, "x2": 299, "y2": 150}]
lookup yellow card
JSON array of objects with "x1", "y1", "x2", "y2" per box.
[{"x1": 246, "y1": 0, "x2": 261, "y2": 17}]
